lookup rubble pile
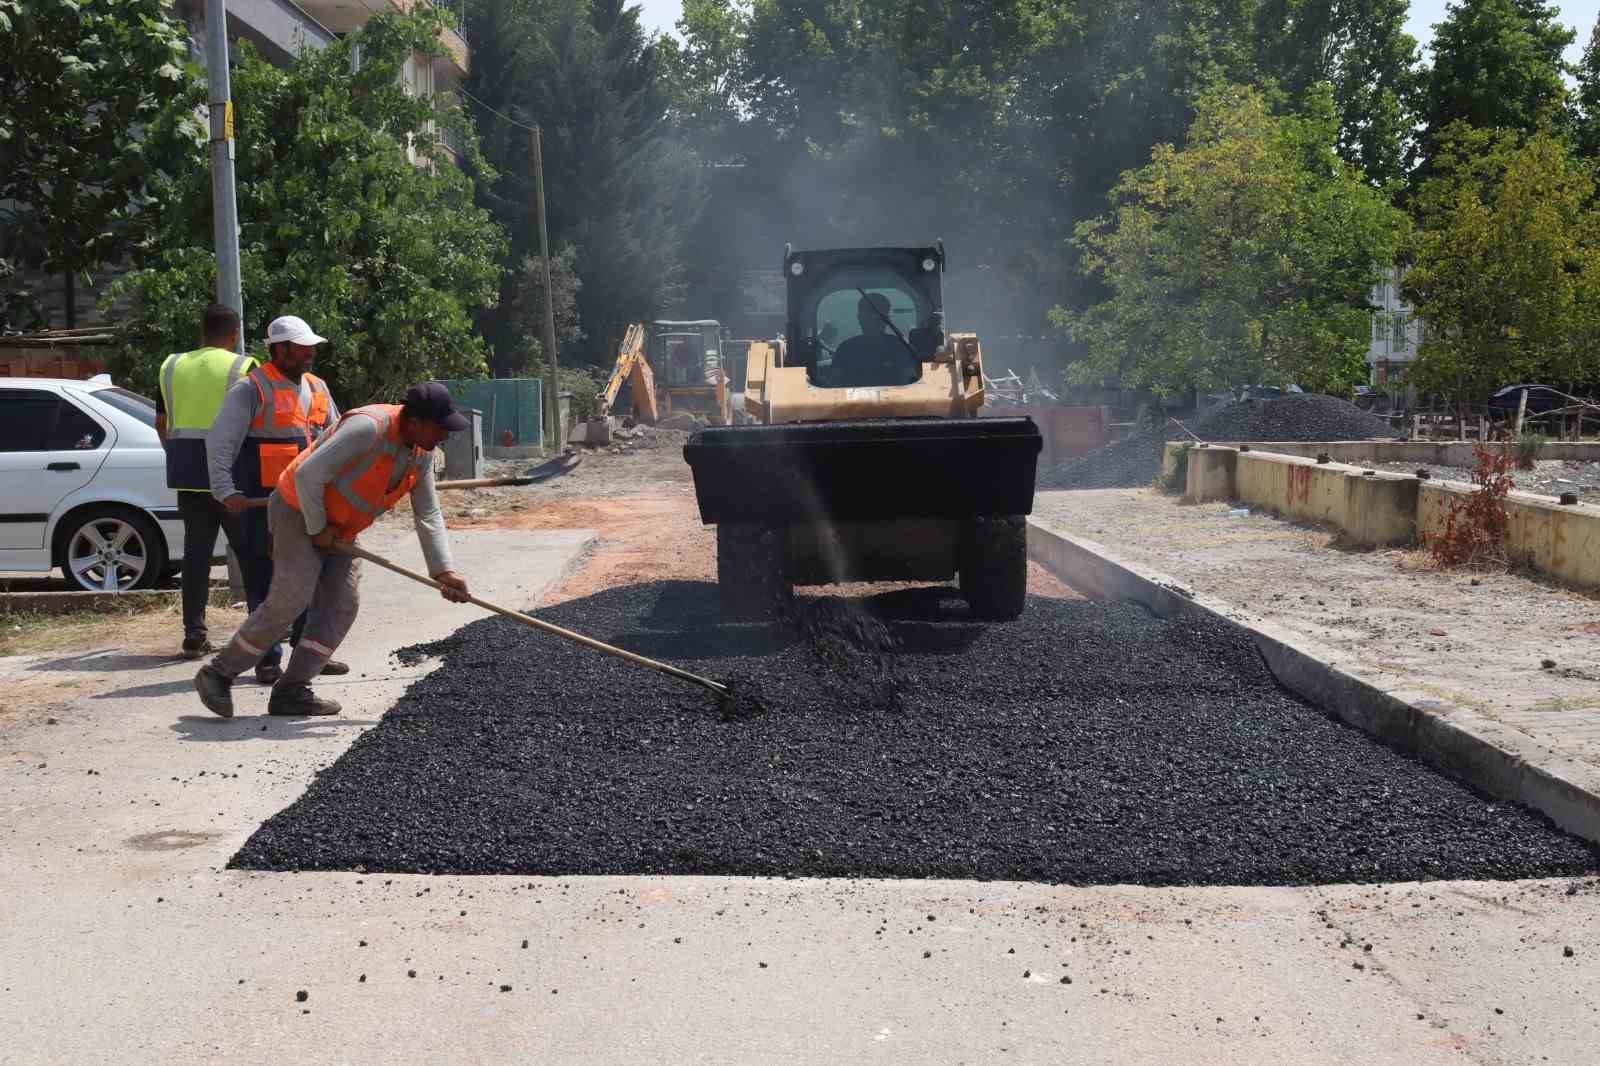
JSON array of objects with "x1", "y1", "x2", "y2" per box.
[{"x1": 1041, "y1": 394, "x2": 1404, "y2": 490}]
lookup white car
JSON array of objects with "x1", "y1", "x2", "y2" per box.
[{"x1": 0, "y1": 377, "x2": 198, "y2": 591}]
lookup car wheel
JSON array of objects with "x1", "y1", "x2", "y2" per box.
[{"x1": 58, "y1": 507, "x2": 168, "y2": 593}]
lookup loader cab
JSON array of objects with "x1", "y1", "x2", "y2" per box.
[
  {"x1": 649, "y1": 320, "x2": 723, "y2": 386},
  {"x1": 785, "y1": 246, "x2": 947, "y2": 389}
]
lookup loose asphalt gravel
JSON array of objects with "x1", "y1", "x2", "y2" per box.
[
  {"x1": 1040, "y1": 394, "x2": 1403, "y2": 490},
  {"x1": 232, "y1": 581, "x2": 1599, "y2": 886}
]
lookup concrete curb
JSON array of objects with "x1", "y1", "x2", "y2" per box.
[
  {"x1": 0, "y1": 585, "x2": 232, "y2": 615},
  {"x1": 1027, "y1": 518, "x2": 1600, "y2": 846}
]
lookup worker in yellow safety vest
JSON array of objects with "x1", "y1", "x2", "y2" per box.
[
  {"x1": 155, "y1": 304, "x2": 256, "y2": 659},
  {"x1": 195, "y1": 383, "x2": 471, "y2": 718}
]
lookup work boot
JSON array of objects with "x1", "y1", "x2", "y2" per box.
[
  {"x1": 268, "y1": 684, "x2": 341, "y2": 717},
  {"x1": 181, "y1": 636, "x2": 214, "y2": 661},
  {"x1": 254, "y1": 662, "x2": 283, "y2": 686},
  {"x1": 194, "y1": 665, "x2": 235, "y2": 718},
  {"x1": 319, "y1": 659, "x2": 351, "y2": 677}
]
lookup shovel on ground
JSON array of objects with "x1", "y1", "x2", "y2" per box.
[{"x1": 333, "y1": 542, "x2": 732, "y2": 705}]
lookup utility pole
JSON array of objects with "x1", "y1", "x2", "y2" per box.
[
  {"x1": 205, "y1": 0, "x2": 244, "y2": 354},
  {"x1": 530, "y1": 125, "x2": 561, "y2": 451}
]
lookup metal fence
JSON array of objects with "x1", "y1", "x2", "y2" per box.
[{"x1": 442, "y1": 378, "x2": 542, "y2": 449}]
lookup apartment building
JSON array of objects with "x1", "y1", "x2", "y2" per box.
[
  {"x1": 1368, "y1": 265, "x2": 1424, "y2": 386},
  {"x1": 9, "y1": 0, "x2": 470, "y2": 331}
]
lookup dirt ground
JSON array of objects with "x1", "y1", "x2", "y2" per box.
[
  {"x1": 441, "y1": 441, "x2": 1077, "y2": 602},
  {"x1": 1371, "y1": 457, "x2": 1600, "y2": 501},
  {"x1": 1033, "y1": 488, "x2": 1600, "y2": 768}
]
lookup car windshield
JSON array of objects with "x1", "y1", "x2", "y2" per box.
[
  {"x1": 805, "y1": 265, "x2": 926, "y2": 388},
  {"x1": 91, "y1": 386, "x2": 158, "y2": 429}
]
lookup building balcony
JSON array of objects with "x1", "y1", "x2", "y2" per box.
[{"x1": 295, "y1": 0, "x2": 468, "y2": 81}]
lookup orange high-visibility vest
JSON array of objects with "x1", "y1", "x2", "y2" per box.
[
  {"x1": 241, "y1": 363, "x2": 334, "y2": 495},
  {"x1": 278, "y1": 404, "x2": 428, "y2": 541}
]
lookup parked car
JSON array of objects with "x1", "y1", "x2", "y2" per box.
[{"x1": 0, "y1": 377, "x2": 201, "y2": 591}]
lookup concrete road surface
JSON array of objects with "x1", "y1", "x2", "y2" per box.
[{"x1": 2, "y1": 525, "x2": 1598, "y2": 1064}]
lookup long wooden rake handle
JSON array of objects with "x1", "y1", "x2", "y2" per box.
[{"x1": 334, "y1": 542, "x2": 730, "y2": 701}]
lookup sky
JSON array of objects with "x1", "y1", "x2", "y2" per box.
[{"x1": 634, "y1": 1, "x2": 1600, "y2": 64}]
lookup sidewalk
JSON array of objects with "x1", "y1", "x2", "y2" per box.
[{"x1": 1033, "y1": 489, "x2": 1600, "y2": 769}]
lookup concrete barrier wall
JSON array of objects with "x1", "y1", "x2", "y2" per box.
[
  {"x1": 1419, "y1": 482, "x2": 1600, "y2": 588},
  {"x1": 1174, "y1": 445, "x2": 1600, "y2": 584},
  {"x1": 1162, "y1": 439, "x2": 1600, "y2": 479}
]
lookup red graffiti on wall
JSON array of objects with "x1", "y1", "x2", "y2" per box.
[{"x1": 1287, "y1": 464, "x2": 1313, "y2": 506}]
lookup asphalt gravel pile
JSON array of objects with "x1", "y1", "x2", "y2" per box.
[
  {"x1": 1040, "y1": 394, "x2": 1403, "y2": 490},
  {"x1": 231, "y1": 581, "x2": 1598, "y2": 886}
]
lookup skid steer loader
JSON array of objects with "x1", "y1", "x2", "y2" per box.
[{"x1": 683, "y1": 244, "x2": 1042, "y2": 619}]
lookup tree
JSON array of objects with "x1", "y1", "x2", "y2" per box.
[
  {"x1": 1575, "y1": 20, "x2": 1600, "y2": 155},
  {"x1": 108, "y1": 11, "x2": 506, "y2": 402},
  {"x1": 501, "y1": 246, "x2": 584, "y2": 374},
  {"x1": 0, "y1": 0, "x2": 196, "y2": 329},
  {"x1": 1404, "y1": 126, "x2": 1600, "y2": 402},
  {"x1": 464, "y1": 0, "x2": 703, "y2": 369},
  {"x1": 1251, "y1": 0, "x2": 1420, "y2": 188},
  {"x1": 1064, "y1": 85, "x2": 1406, "y2": 397},
  {"x1": 1415, "y1": 0, "x2": 1573, "y2": 170}
]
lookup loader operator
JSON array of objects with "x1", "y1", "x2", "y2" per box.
[
  {"x1": 194, "y1": 383, "x2": 472, "y2": 718},
  {"x1": 207, "y1": 315, "x2": 344, "y2": 685},
  {"x1": 827, "y1": 292, "x2": 921, "y2": 387}
]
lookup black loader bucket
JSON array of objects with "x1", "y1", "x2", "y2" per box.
[{"x1": 683, "y1": 417, "x2": 1043, "y2": 526}]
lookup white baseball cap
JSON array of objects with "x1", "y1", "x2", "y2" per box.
[{"x1": 265, "y1": 315, "x2": 327, "y2": 346}]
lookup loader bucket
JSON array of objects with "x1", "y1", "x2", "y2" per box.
[{"x1": 683, "y1": 416, "x2": 1042, "y2": 526}]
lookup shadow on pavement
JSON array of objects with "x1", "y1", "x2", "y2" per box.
[
  {"x1": 31, "y1": 651, "x2": 179, "y2": 673},
  {"x1": 170, "y1": 715, "x2": 379, "y2": 741},
  {"x1": 92, "y1": 678, "x2": 196, "y2": 699}
]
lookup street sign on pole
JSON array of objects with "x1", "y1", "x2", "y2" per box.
[{"x1": 205, "y1": 0, "x2": 244, "y2": 354}]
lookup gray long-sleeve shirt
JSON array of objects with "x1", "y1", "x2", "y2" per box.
[
  {"x1": 290, "y1": 414, "x2": 455, "y2": 576},
  {"x1": 207, "y1": 374, "x2": 340, "y2": 501}
]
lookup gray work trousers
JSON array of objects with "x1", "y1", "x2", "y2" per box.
[{"x1": 212, "y1": 493, "x2": 361, "y2": 686}]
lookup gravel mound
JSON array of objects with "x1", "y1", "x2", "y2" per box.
[
  {"x1": 231, "y1": 582, "x2": 1597, "y2": 886},
  {"x1": 1041, "y1": 394, "x2": 1403, "y2": 490}
]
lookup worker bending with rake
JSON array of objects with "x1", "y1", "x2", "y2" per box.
[{"x1": 195, "y1": 383, "x2": 472, "y2": 718}]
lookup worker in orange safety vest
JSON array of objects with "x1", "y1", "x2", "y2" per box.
[
  {"x1": 195, "y1": 383, "x2": 471, "y2": 718},
  {"x1": 207, "y1": 315, "x2": 341, "y2": 684}
]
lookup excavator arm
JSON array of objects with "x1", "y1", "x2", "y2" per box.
[{"x1": 598, "y1": 323, "x2": 659, "y2": 423}]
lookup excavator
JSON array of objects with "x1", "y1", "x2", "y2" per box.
[
  {"x1": 596, "y1": 321, "x2": 732, "y2": 426},
  {"x1": 683, "y1": 244, "x2": 1042, "y2": 620}
]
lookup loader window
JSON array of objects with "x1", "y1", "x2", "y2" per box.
[{"x1": 807, "y1": 271, "x2": 926, "y2": 389}]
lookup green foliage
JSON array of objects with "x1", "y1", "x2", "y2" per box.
[
  {"x1": 1159, "y1": 443, "x2": 1193, "y2": 494},
  {"x1": 0, "y1": 0, "x2": 197, "y2": 329},
  {"x1": 1251, "y1": 0, "x2": 1420, "y2": 189},
  {"x1": 107, "y1": 11, "x2": 506, "y2": 403},
  {"x1": 500, "y1": 245, "x2": 584, "y2": 375},
  {"x1": 1415, "y1": 0, "x2": 1573, "y2": 173},
  {"x1": 463, "y1": 0, "x2": 702, "y2": 369},
  {"x1": 659, "y1": 0, "x2": 1421, "y2": 349},
  {"x1": 1062, "y1": 85, "x2": 1405, "y2": 398},
  {"x1": 1405, "y1": 126, "x2": 1600, "y2": 401},
  {"x1": 1576, "y1": 21, "x2": 1600, "y2": 155},
  {"x1": 1515, "y1": 430, "x2": 1548, "y2": 468}
]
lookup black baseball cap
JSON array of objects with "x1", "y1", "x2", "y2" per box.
[{"x1": 401, "y1": 382, "x2": 470, "y2": 432}]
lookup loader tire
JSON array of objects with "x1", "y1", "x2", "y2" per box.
[
  {"x1": 717, "y1": 523, "x2": 791, "y2": 619},
  {"x1": 959, "y1": 515, "x2": 1027, "y2": 621}
]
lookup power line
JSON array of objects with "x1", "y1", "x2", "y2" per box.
[{"x1": 456, "y1": 84, "x2": 538, "y2": 133}]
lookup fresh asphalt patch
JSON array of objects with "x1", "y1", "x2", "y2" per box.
[{"x1": 231, "y1": 582, "x2": 1599, "y2": 886}]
